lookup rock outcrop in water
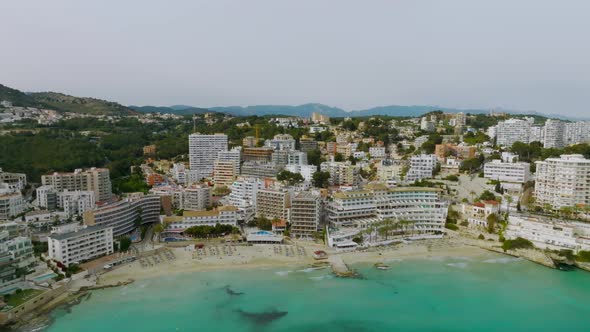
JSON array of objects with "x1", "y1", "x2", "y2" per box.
[
  {"x1": 235, "y1": 309, "x2": 288, "y2": 325},
  {"x1": 224, "y1": 285, "x2": 245, "y2": 296}
]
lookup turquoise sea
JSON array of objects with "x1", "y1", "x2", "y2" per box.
[{"x1": 41, "y1": 253, "x2": 590, "y2": 332}]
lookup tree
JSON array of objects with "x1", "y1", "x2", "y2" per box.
[
  {"x1": 276, "y1": 170, "x2": 304, "y2": 186},
  {"x1": 312, "y1": 171, "x2": 331, "y2": 188},
  {"x1": 119, "y1": 237, "x2": 132, "y2": 252},
  {"x1": 334, "y1": 152, "x2": 344, "y2": 162},
  {"x1": 307, "y1": 149, "x2": 322, "y2": 167},
  {"x1": 256, "y1": 216, "x2": 272, "y2": 231},
  {"x1": 479, "y1": 190, "x2": 496, "y2": 201},
  {"x1": 486, "y1": 214, "x2": 498, "y2": 234}
]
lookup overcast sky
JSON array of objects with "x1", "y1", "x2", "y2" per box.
[{"x1": 1, "y1": 0, "x2": 589, "y2": 116}]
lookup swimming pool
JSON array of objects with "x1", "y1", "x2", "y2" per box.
[{"x1": 32, "y1": 273, "x2": 57, "y2": 282}]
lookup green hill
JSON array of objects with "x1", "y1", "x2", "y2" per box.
[
  {"x1": 29, "y1": 92, "x2": 138, "y2": 115},
  {"x1": 0, "y1": 84, "x2": 38, "y2": 107}
]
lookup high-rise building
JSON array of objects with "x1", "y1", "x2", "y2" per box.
[
  {"x1": 496, "y1": 119, "x2": 532, "y2": 146},
  {"x1": 299, "y1": 136, "x2": 318, "y2": 152},
  {"x1": 0, "y1": 193, "x2": 25, "y2": 221},
  {"x1": 57, "y1": 190, "x2": 96, "y2": 216},
  {"x1": 227, "y1": 177, "x2": 263, "y2": 222},
  {"x1": 189, "y1": 133, "x2": 228, "y2": 177},
  {"x1": 256, "y1": 189, "x2": 291, "y2": 221},
  {"x1": 484, "y1": 159, "x2": 530, "y2": 183},
  {"x1": 406, "y1": 154, "x2": 438, "y2": 182},
  {"x1": 290, "y1": 192, "x2": 322, "y2": 238},
  {"x1": 41, "y1": 167, "x2": 112, "y2": 202},
  {"x1": 213, "y1": 160, "x2": 237, "y2": 187},
  {"x1": 217, "y1": 147, "x2": 241, "y2": 175},
  {"x1": 534, "y1": 154, "x2": 590, "y2": 210},
  {"x1": 320, "y1": 161, "x2": 357, "y2": 186},
  {"x1": 182, "y1": 184, "x2": 211, "y2": 211},
  {"x1": 543, "y1": 119, "x2": 566, "y2": 148},
  {"x1": 48, "y1": 225, "x2": 114, "y2": 267}
]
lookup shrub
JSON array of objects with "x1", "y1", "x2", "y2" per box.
[
  {"x1": 576, "y1": 251, "x2": 590, "y2": 262},
  {"x1": 502, "y1": 237, "x2": 534, "y2": 252},
  {"x1": 445, "y1": 223, "x2": 459, "y2": 231},
  {"x1": 459, "y1": 221, "x2": 469, "y2": 226},
  {"x1": 478, "y1": 234, "x2": 485, "y2": 240},
  {"x1": 444, "y1": 175, "x2": 459, "y2": 182}
]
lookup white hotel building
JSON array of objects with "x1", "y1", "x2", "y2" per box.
[
  {"x1": 484, "y1": 159, "x2": 530, "y2": 183},
  {"x1": 534, "y1": 154, "x2": 590, "y2": 210},
  {"x1": 48, "y1": 225, "x2": 114, "y2": 266},
  {"x1": 326, "y1": 184, "x2": 447, "y2": 248},
  {"x1": 506, "y1": 214, "x2": 590, "y2": 253},
  {"x1": 495, "y1": 118, "x2": 532, "y2": 147},
  {"x1": 188, "y1": 133, "x2": 228, "y2": 177},
  {"x1": 406, "y1": 154, "x2": 438, "y2": 182}
]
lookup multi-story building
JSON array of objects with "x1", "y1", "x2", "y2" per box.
[
  {"x1": 188, "y1": 133, "x2": 228, "y2": 177},
  {"x1": 496, "y1": 119, "x2": 532, "y2": 147},
  {"x1": 256, "y1": 189, "x2": 291, "y2": 221},
  {"x1": 484, "y1": 159, "x2": 530, "y2": 183},
  {"x1": 535, "y1": 154, "x2": 590, "y2": 210},
  {"x1": 265, "y1": 134, "x2": 296, "y2": 151},
  {"x1": 0, "y1": 192, "x2": 25, "y2": 221},
  {"x1": 57, "y1": 190, "x2": 96, "y2": 216},
  {"x1": 505, "y1": 214, "x2": 590, "y2": 253},
  {"x1": 182, "y1": 184, "x2": 212, "y2": 211},
  {"x1": 48, "y1": 225, "x2": 114, "y2": 266},
  {"x1": 299, "y1": 136, "x2": 318, "y2": 152},
  {"x1": 0, "y1": 231, "x2": 36, "y2": 290},
  {"x1": 529, "y1": 125, "x2": 544, "y2": 143},
  {"x1": 565, "y1": 121, "x2": 590, "y2": 146},
  {"x1": 311, "y1": 112, "x2": 330, "y2": 124},
  {"x1": 434, "y1": 144, "x2": 476, "y2": 161},
  {"x1": 461, "y1": 201, "x2": 500, "y2": 228},
  {"x1": 320, "y1": 161, "x2": 357, "y2": 186},
  {"x1": 241, "y1": 161, "x2": 280, "y2": 178},
  {"x1": 406, "y1": 154, "x2": 438, "y2": 182},
  {"x1": 171, "y1": 163, "x2": 187, "y2": 185},
  {"x1": 242, "y1": 147, "x2": 274, "y2": 163},
  {"x1": 217, "y1": 147, "x2": 242, "y2": 175},
  {"x1": 287, "y1": 151, "x2": 308, "y2": 166},
  {"x1": 143, "y1": 144, "x2": 157, "y2": 155},
  {"x1": 226, "y1": 177, "x2": 263, "y2": 222},
  {"x1": 36, "y1": 185, "x2": 58, "y2": 210},
  {"x1": 213, "y1": 160, "x2": 237, "y2": 187},
  {"x1": 420, "y1": 117, "x2": 435, "y2": 132},
  {"x1": 242, "y1": 136, "x2": 258, "y2": 148},
  {"x1": 369, "y1": 147, "x2": 386, "y2": 159},
  {"x1": 162, "y1": 206, "x2": 239, "y2": 231},
  {"x1": 285, "y1": 164, "x2": 317, "y2": 182},
  {"x1": 326, "y1": 185, "x2": 447, "y2": 247},
  {"x1": 0, "y1": 168, "x2": 27, "y2": 192},
  {"x1": 290, "y1": 192, "x2": 322, "y2": 238},
  {"x1": 543, "y1": 119, "x2": 566, "y2": 148},
  {"x1": 83, "y1": 193, "x2": 160, "y2": 237},
  {"x1": 41, "y1": 167, "x2": 112, "y2": 202}
]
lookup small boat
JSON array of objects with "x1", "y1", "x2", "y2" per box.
[{"x1": 374, "y1": 263, "x2": 391, "y2": 270}]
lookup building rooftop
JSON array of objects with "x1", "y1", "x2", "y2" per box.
[{"x1": 49, "y1": 224, "x2": 112, "y2": 241}]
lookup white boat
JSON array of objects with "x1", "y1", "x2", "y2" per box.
[{"x1": 374, "y1": 263, "x2": 391, "y2": 270}]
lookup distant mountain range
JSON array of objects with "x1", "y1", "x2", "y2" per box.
[
  {"x1": 0, "y1": 84, "x2": 138, "y2": 116},
  {"x1": 131, "y1": 103, "x2": 587, "y2": 121},
  {"x1": 2, "y1": 83, "x2": 586, "y2": 120}
]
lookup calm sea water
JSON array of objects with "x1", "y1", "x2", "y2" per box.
[{"x1": 42, "y1": 253, "x2": 590, "y2": 332}]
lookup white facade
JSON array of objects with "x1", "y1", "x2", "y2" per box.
[
  {"x1": 189, "y1": 133, "x2": 228, "y2": 177},
  {"x1": 226, "y1": 177, "x2": 263, "y2": 222},
  {"x1": 369, "y1": 147, "x2": 386, "y2": 159},
  {"x1": 57, "y1": 190, "x2": 96, "y2": 216},
  {"x1": 506, "y1": 214, "x2": 590, "y2": 253},
  {"x1": 217, "y1": 147, "x2": 241, "y2": 175},
  {"x1": 48, "y1": 225, "x2": 114, "y2": 266},
  {"x1": 406, "y1": 154, "x2": 438, "y2": 182},
  {"x1": 320, "y1": 161, "x2": 357, "y2": 186},
  {"x1": 543, "y1": 119, "x2": 566, "y2": 148},
  {"x1": 285, "y1": 164, "x2": 317, "y2": 182},
  {"x1": 0, "y1": 169, "x2": 27, "y2": 192},
  {"x1": 0, "y1": 193, "x2": 25, "y2": 221},
  {"x1": 41, "y1": 167, "x2": 112, "y2": 202},
  {"x1": 265, "y1": 134, "x2": 296, "y2": 151},
  {"x1": 484, "y1": 159, "x2": 530, "y2": 183},
  {"x1": 163, "y1": 206, "x2": 238, "y2": 231},
  {"x1": 172, "y1": 163, "x2": 187, "y2": 185},
  {"x1": 534, "y1": 154, "x2": 590, "y2": 209},
  {"x1": 36, "y1": 185, "x2": 57, "y2": 210},
  {"x1": 496, "y1": 119, "x2": 531, "y2": 146}
]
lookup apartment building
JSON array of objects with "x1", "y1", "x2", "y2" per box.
[
  {"x1": 36, "y1": 185, "x2": 57, "y2": 210},
  {"x1": 242, "y1": 147, "x2": 274, "y2": 163},
  {"x1": 0, "y1": 231, "x2": 35, "y2": 290},
  {"x1": 484, "y1": 159, "x2": 531, "y2": 183},
  {"x1": 496, "y1": 119, "x2": 532, "y2": 146},
  {"x1": 543, "y1": 119, "x2": 566, "y2": 148},
  {"x1": 506, "y1": 214, "x2": 590, "y2": 253},
  {"x1": 311, "y1": 112, "x2": 330, "y2": 124},
  {"x1": 84, "y1": 193, "x2": 160, "y2": 236},
  {"x1": 41, "y1": 167, "x2": 112, "y2": 201},
  {"x1": 213, "y1": 160, "x2": 237, "y2": 187},
  {"x1": 285, "y1": 164, "x2": 317, "y2": 182},
  {"x1": 241, "y1": 161, "x2": 280, "y2": 178},
  {"x1": 183, "y1": 184, "x2": 212, "y2": 210},
  {"x1": 226, "y1": 177, "x2": 263, "y2": 222},
  {"x1": 217, "y1": 147, "x2": 242, "y2": 175},
  {"x1": 0, "y1": 192, "x2": 25, "y2": 221},
  {"x1": 434, "y1": 144, "x2": 476, "y2": 161},
  {"x1": 320, "y1": 161, "x2": 357, "y2": 186},
  {"x1": 290, "y1": 191, "x2": 322, "y2": 238},
  {"x1": 265, "y1": 134, "x2": 296, "y2": 151},
  {"x1": 48, "y1": 225, "x2": 114, "y2": 267},
  {"x1": 242, "y1": 136, "x2": 258, "y2": 148},
  {"x1": 534, "y1": 154, "x2": 590, "y2": 210},
  {"x1": 188, "y1": 133, "x2": 228, "y2": 176},
  {"x1": 406, "y1": 154, "x2": 438, "y2": 182},
  {"x1": 0, "y1": 169, "x2": 27, "y2": 192},
  {"x1": 369, "y1": 147, "x2": 386, "y2": 159},
  {"x1": 299, "y1": 136, "x2": 318, "y2": 152},
  {"x1": 57, "y1": 190, "x2": 96, "y2": 216},
  {"x1": 255, "y1": 189, "x2": 291, "y2": 221}
]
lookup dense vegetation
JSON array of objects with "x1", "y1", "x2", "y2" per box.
[
  {"x1": 184, "y1": 224, "x2": 239, "y2": 238},
  {"x1": 502, "y1": 237, "x2": 534, "y2": 252}
]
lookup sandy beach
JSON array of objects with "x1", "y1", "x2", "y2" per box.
[{"x1": 97, "y1": 237, "x2": 489, "y2": 286}]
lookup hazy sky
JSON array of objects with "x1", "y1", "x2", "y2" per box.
[{"x1": 1, "y1": 0, "x2": 589, "y2": 116}]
